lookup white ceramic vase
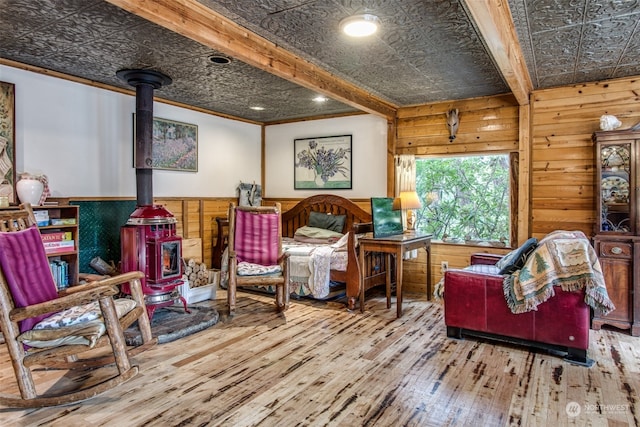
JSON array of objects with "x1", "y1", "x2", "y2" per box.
[{"x1": 16, "y1": 175, "x2": 44, "y2": 206}]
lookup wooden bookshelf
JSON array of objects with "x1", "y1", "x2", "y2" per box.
[{"x1": 33, "y1": 205, "x2": 79, "y2": 288}]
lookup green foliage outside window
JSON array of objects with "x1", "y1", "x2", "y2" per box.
[{"x1": 414, "y1": 155, "x2": 510, "y2": 244}]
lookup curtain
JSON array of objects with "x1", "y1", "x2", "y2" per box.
[
  {"x1": 394, "y1": 154, "x2": 417, "y2": 229},
  {"x1": 395, "y1": 154, "x2": 416, "y2": 196}
]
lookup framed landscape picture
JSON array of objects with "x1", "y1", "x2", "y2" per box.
[
  {"x1": 0, "y1": 82, "x2": 16, "y2": 204},
  {"x1": 134, "y1": 115, "x2": 198, "y2": 172},
  {"x1": 294, "y1": 135, "x2": 352, "y2": 189},
  {"x1": 371, "y1": 197, "x2": 404, "y2": 238}
]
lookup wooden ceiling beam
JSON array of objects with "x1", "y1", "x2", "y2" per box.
[
  {"x1": 463, "y1": 0, "x2": 533, "y2": 106},
  {"x1": 105, "y1": 0, "x2": 397, "y2": 119}
]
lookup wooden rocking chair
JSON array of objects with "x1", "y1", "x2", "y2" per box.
[
  {"x1": 227, "y1": 202, "x2": 289, "y2": 314},
  {"x1": 0, "y1": 204, "x2": 156, "y2": 408}
]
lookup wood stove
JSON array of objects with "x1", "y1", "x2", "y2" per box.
[
  {"x1": 121, "y1": 205, "x2": 188, "y2": 320},
  {"x1": 116, "y1": 68, "x2": 188, "y2": 320}
]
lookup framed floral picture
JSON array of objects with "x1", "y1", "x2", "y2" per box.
[
  {"x1": 0, "y1": 82, "x2": 15, "y2": 204},
  {"x1": 133, "y1": 115, "x2": 198, "y2": 172},
  {"x1": 294, "y1": 135, "x2": 352, "y2": 189}
]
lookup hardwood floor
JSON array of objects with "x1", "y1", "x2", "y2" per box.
[{"x1": 0, "y1": 290, "x2": 638, "y2": 426}]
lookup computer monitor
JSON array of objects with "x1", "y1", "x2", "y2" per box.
[{"x1": 370, "y1": 197, "x2": 404, "y2": 238}]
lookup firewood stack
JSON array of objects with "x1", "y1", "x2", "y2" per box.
[{"x1": 182, "y1": 258, "x2": 215, "y2": 288}]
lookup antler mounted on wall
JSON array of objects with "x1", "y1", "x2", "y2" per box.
[{"x1": 445, "y1": 109, "x2": 459, "y2": 142}]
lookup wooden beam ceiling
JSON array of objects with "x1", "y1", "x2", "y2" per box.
[
  {"x1": 463, "y1": 0, "x2": 533, "y2": 106},
  {"x1": 105, "y1": 0, "x2": 398, "y2": 120}
]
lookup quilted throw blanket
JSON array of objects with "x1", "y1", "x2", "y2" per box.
[
  {"x1": 283, "y1": 235, "x2": 349, "y2": 299},
  {"x1": 503, "y1": 231, "x2": 615, "y2": 315}
]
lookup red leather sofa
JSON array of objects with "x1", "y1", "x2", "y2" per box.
[{"x1": 443, "y1": 253, "x2": 592, "y2": 366}]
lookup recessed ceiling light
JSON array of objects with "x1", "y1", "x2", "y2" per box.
[
  {"x1": 340, "y1": 14, "x2": 380, "y2": 37},
  {"x1": 250, "y1": 106, "x2": 265, "y2": 111},
  {"x1": 209, "y1": 55, "x2": 231, "y2": 64},
  {"x1": 313, "y1": 96, "x2": 328, "y2": 103}
]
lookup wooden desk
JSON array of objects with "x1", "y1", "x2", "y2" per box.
[{"x1": 358, "y1": 232, "x2": 432, "y2": 318}]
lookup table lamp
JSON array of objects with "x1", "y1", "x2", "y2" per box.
[{"x1": 393, "y1": 191, "x2": 422, "y2": 231}]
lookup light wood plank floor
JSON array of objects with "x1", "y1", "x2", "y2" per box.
[{"x1": 0, "y1": 290, "x2": 638, "y2": 426}]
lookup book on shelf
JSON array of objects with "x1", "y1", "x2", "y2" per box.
[
  {"x1": 49, "y1": 218, "x2": 77, "y2": 225},
  {"x1": 41, "y1": 231, "x2": 73, "y2": 242},
  {"x1": 45, "y1": 247, "x2": 75, "y2": 254},
  {"x1": 33, "y1": 210, "x2": 49, "y2": 227},
  {"x1": 43, "y1": 240, "x2": 75, "y2": 253},
  {"x1": 44, "y1": 247, "x2": 75, "y2": 255},
  {"x1": 49, "y1": 260, "x2": 69, "y2": 290},
  {"x1": 43, "y1": 240, "x2": 74, "y2": 248}
]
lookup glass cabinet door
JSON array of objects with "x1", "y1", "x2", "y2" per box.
[{"x1": 599, "y1": 143, "x2": 632, "y2": 233}]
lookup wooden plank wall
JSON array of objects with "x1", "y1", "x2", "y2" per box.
[
  {"x1": 396, "y1": 94, "x2": 519, "y2": 155},
  {"x1": 530, "y1": 76, "x2": 640, "y2": 240},
  {"x1": 153, "y1": 197, "x2": 236, "y2": 269}
]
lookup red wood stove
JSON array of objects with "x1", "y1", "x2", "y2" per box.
[
  {"x1": 116, "y1": 69, "x2": 189, "y2": 321},
  {"x1": 120, "y1": 204, "x2": 189, "y2": 320}
]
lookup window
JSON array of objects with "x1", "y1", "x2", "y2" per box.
[{"x1": 415, "y1": 155, "x2": 512, "y2": 245}]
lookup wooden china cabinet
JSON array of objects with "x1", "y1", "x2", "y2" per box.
[{"x1": 592, "y1": 129, "x2": 640, "y2": 336}]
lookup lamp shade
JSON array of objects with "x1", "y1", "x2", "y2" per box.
[{"x1": 392, "y1": 191, "x2": 422, "y2": 210}]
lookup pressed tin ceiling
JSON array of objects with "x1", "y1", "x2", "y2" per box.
[{"x1": 1, "y1": 0, "x2": 639, "y2": 123}]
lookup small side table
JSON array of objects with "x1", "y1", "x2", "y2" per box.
[{"x1": 358, "y1": 232, "x2": 432, "y2": 318}]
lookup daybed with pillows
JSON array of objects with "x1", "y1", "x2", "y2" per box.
[
  {"x1": 281, "y1": 194, "x2": 390, "y2": 310},
  {"x1": 442, "y1": 231, "x2": 615, "y2": 365},
  {"x1": 220, "y1": 195, "x2": 389, "y2": 310}
]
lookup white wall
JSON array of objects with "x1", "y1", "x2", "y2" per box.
[
  {"x1": 265, "y1": 115, "x2": 388, "y2": 198},
  {"x1": 1, "y1": 65, "x2": 261, "y2": 198}
]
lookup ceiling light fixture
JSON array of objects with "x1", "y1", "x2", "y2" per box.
[
  {"x1": 313, "y1": 95, "x2": 328, "y2": 102},
  {"x1": 340, "y1": 14, "x2": 380, "y2": 37},
  {"x1": 250, "y1": 106, "x2": 265, "y2": 111}
]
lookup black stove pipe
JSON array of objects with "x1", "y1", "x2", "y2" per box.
[{"x1": 116, "y1": 69, "x2": 172, "y2": 206}]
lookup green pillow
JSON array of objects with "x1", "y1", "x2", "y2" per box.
[
  {"x1": 308, "y1": 211, "x2": 346, "y2": 233},
  {"x1": 496, "y1": 237, "x2": 538, "y2": 275},
  {"x1": 294, "y1": 226, "x2": 344, "y2": 239}
]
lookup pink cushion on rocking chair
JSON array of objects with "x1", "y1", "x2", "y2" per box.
[
  {"x1": 0, "y1": 226, "x2": 59, "y2": 333},
  {"x1": 234, "y1": 209, "x2": 279, "y2": 266}
]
